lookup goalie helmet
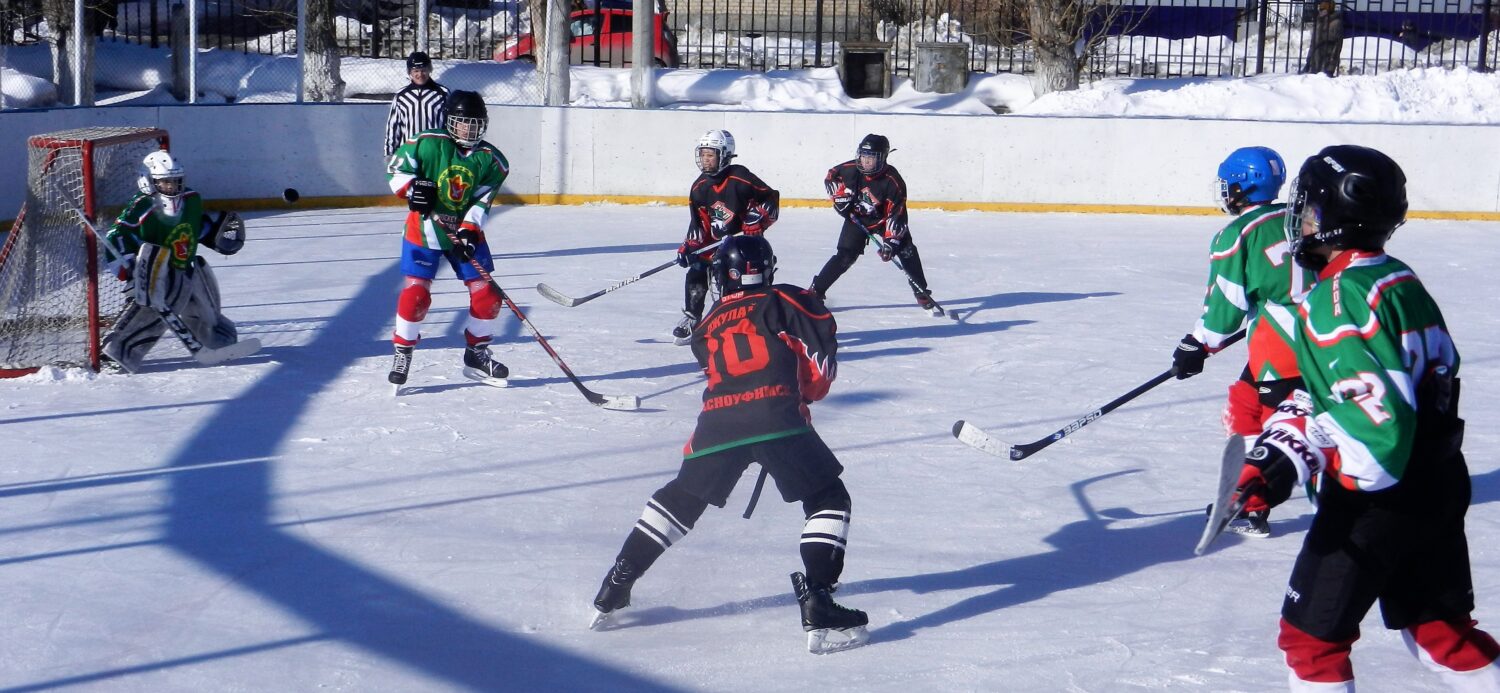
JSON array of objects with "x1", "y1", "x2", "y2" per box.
[
  {"x1": 696, "y1": 129, "x2": 735, "y2": 175},
  {"x1": 712, "y1": 234, "x2": 775, "y2": 294},
  {"x1": 137, "y1": 150, "x2": 187, "y2": 216},
  {"x1": 856, "y1": 133, "x2": 891, "y2": 175},
  {"x1": 1286, "y1": 145, "x2": 1407, "y2": 272},
  {"x1": 1215, "y1": 146, "x2": 1285, "y2": 214},
  {"x1": 446, "y1": 90, "x2": 488, "y2": 148}
]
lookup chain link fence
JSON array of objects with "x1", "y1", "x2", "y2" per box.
[{"x1": 2, "y1": 0, "x2": 1495, "y2": 109}]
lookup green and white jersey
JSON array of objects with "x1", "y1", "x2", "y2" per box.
[
  {"x1": 1192, "y1": 203, "x2": 1314, "y2": 380},
  {"x1": 105, "y1": 191, "x2": 205, "y2": 271},
  {"x1": 386, "y1": 130, "x2": 509, "y2": 250},
  {"x1": 1295, "y1": 250, "x2": 1457, "y2": 492}
]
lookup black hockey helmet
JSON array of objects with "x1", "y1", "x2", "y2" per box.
[
  {"x1": 712, "y1": 234, "x2": 776, "y2": 294},
  {"x1": 1287, "y1": 145, "x2": 1407, "y2": 271},
  {"x1": 446, "y1": 90, "x2": 488, "y2": 148},
  {"x1": 856, "y1": 133, "x2": 890, "y2": 174}
]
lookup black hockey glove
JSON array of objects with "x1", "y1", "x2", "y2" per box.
[
  {"x1": 1172, "y1": 334, "x2": 1208, "y2": 380},
  {"x1": 877, "y1": 237, "x2": 899, "y2": 262},
  {"x1": 408, "y1": 178, "x2": 438, "y2": 216},
  {"x1": 1236, "y1": 442, "x2": 1298, "y2": 513},
  {"x1": 676, "y1": 245, "x2": 691, "y2": 268},
  {"x1": 453, "y1": 228, "x2": 480, "y2": 261}
]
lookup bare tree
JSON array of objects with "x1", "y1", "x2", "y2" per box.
[
  {"x1": 41, "y1": 0, "x2": 97, "y2": 104},
  {"x1": 303, "y1": 0, "x2": 345, "y2": 101}
]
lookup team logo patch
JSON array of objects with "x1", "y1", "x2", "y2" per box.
[
  {"x1": 710, "y1": 201, "x2": 736, "y2": 225},
  {"x1": 440, "y1": 164, "x2": 475, "y2": 205},
  {"x1": 168, "y1": 223, "x2": 194, "y2": 261}
]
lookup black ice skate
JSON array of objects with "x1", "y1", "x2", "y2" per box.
[
  {"x1": 915, "y1": 290, "x2": 945, "y2": 318},
  {"x1": 462, "y1": 344, "x2": 509, "y2": 387},
  {"x1": 389, "y1": 344, "x2": 414, "y2": 395},
  {"x1": 671, "y1": 312, "x2": 697, "y2": 346},
  {"x1": 590, "y1": 557, "x2": 640, "y2": 630},
  {"x1": 1228, "y1": 509, "x2": 1272, "y2": 538},
  {"x1": 791, "y1": 571, "x2": 869, "y2": 654}
]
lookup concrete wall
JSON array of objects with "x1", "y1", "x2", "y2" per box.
[{"x1": 2, "y1": 103, "x2": 1496, "y2": 221}]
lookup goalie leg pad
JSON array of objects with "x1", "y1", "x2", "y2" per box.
[
  {"x1": 133, "y1": 243, "x2": 189, "y2": 311},
  {"x1": 182, "y1": 259, "x2": 236, "y2": 349},
  {"x1": 395, "y1": 277, "x2": 432, "y2": 344},
  {"x1": 102, "y1": 302, "x2": 167, "y2": 372}
]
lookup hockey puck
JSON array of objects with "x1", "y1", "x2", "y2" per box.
[{"x1": 282, "y1": 188, "x2": 300, "y2": 204}]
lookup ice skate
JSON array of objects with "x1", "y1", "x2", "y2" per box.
[
  {"x1": 791, "y1": 572, "x2": 869, "y2": 654},
  {"x1": 590, "y1": 557, "x2": 639, "y2": 630},
  {"x1": 389, "y1": 344, "x2": 414, "y2": 395},
  {"x1": 462, "y1": 344, "x2": 509, "y2": 387},
  {"x1": 915, "y1": 290, "x2": 945, "y2": 318},
  {"x1": 671, "y1": 312, "x2": 697, "y2": 346},
  {"x1": 1228, "y1": 510, "x2": 1272, "y2": 538}
]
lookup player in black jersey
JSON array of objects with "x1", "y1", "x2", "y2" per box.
[
  {"x1": 672, "y1": 129, "x2": 780, "y2": 342},
  {"x1": 592, "y1": 235, "x2": 870, "y2": 654},
  {"x1": 812, "y1": 134, "x2": 939, "y2": 311}
]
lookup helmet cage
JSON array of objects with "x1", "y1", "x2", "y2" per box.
[
  {"x1": 447, "y1": 114, "x2": 487, "y2": 148},
  {"x1": 695, "y1": 130, "x2": 736, "y2": 175}
]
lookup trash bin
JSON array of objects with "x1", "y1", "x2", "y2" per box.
[
  {"x1": 839, "y1": 41, "x2": 892, "y2": 99},
  {"x1": 914, "y1": 42, "x2": 969, "y2": 94}
]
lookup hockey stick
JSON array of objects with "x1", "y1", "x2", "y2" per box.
[
  {"x1": 953, "y1": 329, "x2": 1247, "y2": 460},
  {"x1": 1195, "y1": 478, "x2": 1264, "y2": 556},
  {"x1": 536, "y1": 237, "x2": 729, "y2": 308},
  {"x1": 865, "y1": 231, "x2": 950, "y2": 318},
  {"x1": 69, "y1": 207, "x2": 260, "y2": 369},
  {"x1": 439, "y1": 226, "x2": 640, "y2": 411}
]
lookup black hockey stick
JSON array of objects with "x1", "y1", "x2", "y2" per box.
[
  {"x1": 953, "y1": 329, "x2": 1247, "y2": 460},
  {"x1": 439, "y1": 226, "x2": 640, "y2": 411},
  {"x1": 536, "y1": 236, "x2": 729, "y2": 308},
  {"x1": 865, "y1": 231, "x2": 950, "y2": 318},
  {"x1": 70, "y1": 207, "x2": 261, "y2": 369}
]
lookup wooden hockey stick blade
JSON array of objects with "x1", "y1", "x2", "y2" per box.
[
  {"x1": 535, "y1": 282, "x2": 585, "y2": 307},
  {"x1": 193, "y1": 337, "x2": 262, "y2": 366}
]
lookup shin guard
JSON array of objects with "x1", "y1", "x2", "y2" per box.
[
  {"x1": 394, "y1": 277, "x2": 432, "y2": 346},
  {"x1": 800, "y1": 481, "x2": 852, "y2": 587},
  {"x1": 1403, "y1": 619, "x2": 1500, "y2": 691},
  {"x1": 1279, "y1": 617, "x2": 1357, "y2": 688}
]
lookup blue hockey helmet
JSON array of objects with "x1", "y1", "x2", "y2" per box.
[{"x1": 1216, "y1": 146, "x2": 1286, "y2": 213}]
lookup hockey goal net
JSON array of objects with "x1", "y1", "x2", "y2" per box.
[{"x1": 0, "y1": 127, "x2": 170, "y2": 377}]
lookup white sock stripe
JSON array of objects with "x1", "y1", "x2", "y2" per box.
[
  {"x1": 634, "y1": 520, "x2": 672, "y2": 549},
  {"x1": 800, "y1": 535, "x2": 847, "y2": 548},
  {"x1": 638, "y1": 502, "x2": 688, "y2": 546},
  {"x1": 646, "y1": 500, "x2": 689, "y2": 534},
  {"x1": 803, "y1": 517, "x2": 848, "y2": 541},
  {"x1": 809, "y1": 510, "x2": 849, "y2": 521}
]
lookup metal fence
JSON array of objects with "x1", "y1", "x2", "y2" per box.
[{"x1": 2, "y1": 0, "x2": 1495, "y2": 109}]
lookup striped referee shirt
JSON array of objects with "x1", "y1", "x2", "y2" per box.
[{"x1": 384, "y1": 81, "x2": 450, "y2": 157}]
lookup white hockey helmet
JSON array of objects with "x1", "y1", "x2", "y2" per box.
[
  {"x1": 695, "y1": 129, "x2": 735, "y2": 175},
  {"x1": 137, "y1": 150, "x2": 186, "y2": 214}
]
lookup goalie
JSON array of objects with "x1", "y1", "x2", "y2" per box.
[{"x1": 100, "y1": 151, "x2": 248, "y2": 372}]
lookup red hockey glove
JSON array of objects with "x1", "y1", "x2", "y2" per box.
[{"x1": 1236, "y1": 443, "x2": 1298, "y2": 513}]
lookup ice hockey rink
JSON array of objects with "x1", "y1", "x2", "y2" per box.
[{"x1": 1, "y1": 203, "x2": 1498, "y2": 691}]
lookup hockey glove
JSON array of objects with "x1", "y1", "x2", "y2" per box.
[
  {"x1": 408, "y1": 178, "x2": 438, "y2": 216},
  {"x1": 1172, "y1": 334, "x2": 1208, "y2": 380},
  {"x1": 108, "y1": 254, "x2": 135, "y2": 282},
  {"x1": 676, "y1": 244, "x2": 692, "y2": 268},
  {"x1": 1236, "y1": 443, "x2": 1299, "y2": 513},
  {"x1": 453, "y1": 227, "x2": 480, "y2": 261},
  {"x1": 877, "y1": 238, "x2": 899, "y2": 262}
]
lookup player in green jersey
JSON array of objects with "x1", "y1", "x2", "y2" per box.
[
  {"x1": 1233, "y1": 145, "x2": 1500, "y2": 689},
  {"x1": 1173, "y1": 146, "x2": 1311, "y2": 536},
  {"x1": 384, "y1": 90, "x2": 511, "y2": 389},
  {"x1": 100, "y1": 151, "x2": 248, "y2": 372}
]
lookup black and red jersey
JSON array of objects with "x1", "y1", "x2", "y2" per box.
[
  {"x1": 825, "y1": 161, "x2": 910, "y2": 242},
  {"x1": 682, "y1": 164, "x2": 780, "y2": 258},
  {"x1": 683, "y1": 284, "x2": 837, "y2": 458}
]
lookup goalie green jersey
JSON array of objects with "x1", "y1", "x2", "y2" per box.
[
  {"x1": 105, "y1": 191, "x2": 205, "y2": 271},
  {"x1": 1294, "y1": 250, "x2": 1457, "y2": 492},
  {"x1": 386, "y1": 130, "x2": 509, "y2": 250},
  {"x1": 1192, "y1": 203, "x2": 1315, "y2": 380}
]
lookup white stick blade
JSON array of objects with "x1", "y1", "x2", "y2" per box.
[
  {"x1": 536, "y1": 283, "x2": 578, "y2": 307},
  {"x1": 952, "y1": 420, "x2": 1012, "y2": 458},
  {"x1": 601, "y1": 395, "x2": 641, "y2": 411},
  {"x1": 194, "y1": 338, "x2": 262, "y2": 366}
]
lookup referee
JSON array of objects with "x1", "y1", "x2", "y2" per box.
[{"x1": 384, "y1": 51, "x2": 450, "y2": 158}]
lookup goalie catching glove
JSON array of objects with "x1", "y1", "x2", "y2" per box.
[{"x1": 201, "y1": 211, "x2": 245, "y2": 255}]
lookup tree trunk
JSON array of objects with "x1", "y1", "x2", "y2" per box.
[
  {"x1": 43, "y1": 0, "x2": 95, "y2": 105},
  {"x1": 1025, "y1": 0, "x2": 1082, "y2": 96},
  {"x1": 302, "y1": 0, "x2": 344, "y2": 102}
]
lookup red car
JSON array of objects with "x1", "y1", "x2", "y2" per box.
[{"x1": 496, "y1": 0, "x2": 681, "y2": 67}]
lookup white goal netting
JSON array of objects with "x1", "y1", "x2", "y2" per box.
[{"x1": 0, "y1": 127, "x2": 170, "y2": 375}]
